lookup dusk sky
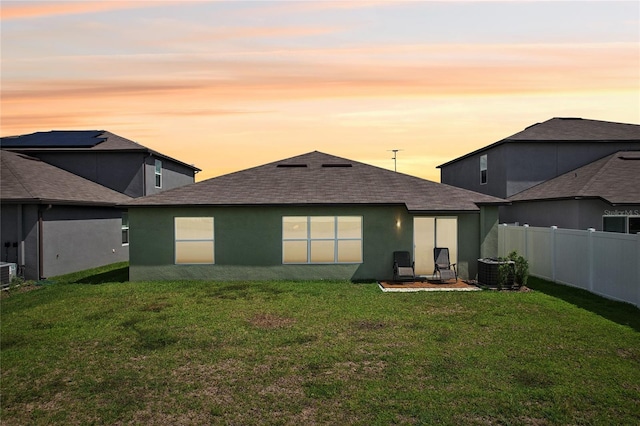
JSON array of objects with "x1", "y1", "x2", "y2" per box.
[{"x1": 2, "y1": 1, "x2": 639, "y2": 182}]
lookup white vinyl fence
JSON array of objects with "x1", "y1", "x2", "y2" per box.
[{"x1": 498, "y1": 225, "x2": 640, "y2": 307}]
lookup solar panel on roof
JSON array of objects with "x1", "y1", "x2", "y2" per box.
[{"x1": 0, "y1": 131, "x2": 106, "y2": 148}]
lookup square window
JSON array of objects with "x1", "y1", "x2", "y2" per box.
[
  {"x1": 337, "y1": 216, "x2": 361, "y2": 239},
  {"x1": 310, "y1": 217, "x2": 335, "y2": 239},
  {"x1": 337, "y1": 240, "x2": 362, "y2": 263},
  {"x1": 283, "y1": 240, "x2": 308, "y2": 263},
  {"x1": 283, "y1": 217, "x2": 308, "y2": 239},
  {"x1": 175, "y1": 217, "x2": 214, "y2": 264},
  {"x1": 310, "y1": 240, "x2": 335, "y2": 263}
]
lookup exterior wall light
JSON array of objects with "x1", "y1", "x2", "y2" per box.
[{"x1": 396, "y1": 219, "x2": 401, "y2": 229}]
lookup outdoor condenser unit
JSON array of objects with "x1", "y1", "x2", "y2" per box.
[
  {"x1": 0, "y1": 262, "x2": 17, "y2": 287},
  {"x1": 477, "y1": 258, "x2": 514, "y2": 288}
]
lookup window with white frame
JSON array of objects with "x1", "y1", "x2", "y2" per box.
[
  {"x1": 282, "y1": 216, "x2": 362, "y2": 264},
  {"x1": 121, "y1": 212, "x2": 129, "y2": 245},
  {"x1": 480, "y1": 154, "x2": 488, "y2": 185},
  {"x1": 175, "y1": 217, "x2": 214, "y2": 264},
  {"x1": 155, "y1": 159, "x2": 162, "y2": 188}
]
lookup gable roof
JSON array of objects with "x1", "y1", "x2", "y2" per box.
[
  {"x1": 125, "y1": 151, "x2": 505, "y2": 212},
  {"x1": 508, "y1": 151, "x2": 640, "y2": 205},
  {"x1": 1, "y1": 130, "x2": 200, "y2": 171},
  {"x1": 438, "y1": 117, "x2": 640, "y2": 168},
  {"x1": 1, "y1": 150, "x2": 132, "y2": 206}
]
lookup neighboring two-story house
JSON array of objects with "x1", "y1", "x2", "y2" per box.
[
  {"x1": 1, "y1": 130, "x2": 199, "y2": 197},
  {"x1": 438, "y1": 118, "x2": 640, "y2": 232},
  {"x1": 1, "y1": 130, "x2": 199, "y2": 280}
]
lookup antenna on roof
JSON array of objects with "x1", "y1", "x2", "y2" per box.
[{"x1": 388, "y1": 149, "x2": 403, "y2": 172}]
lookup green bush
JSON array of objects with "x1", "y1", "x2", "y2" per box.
[{"x1": 496, "y1": 251, "x2": 529, "y2": 289}]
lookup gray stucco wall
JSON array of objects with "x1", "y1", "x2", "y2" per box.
[
  {"x1": 26, "y1": 152, "x2": 196, "y2": 198},
  {"x1": 31, "y1": 152, "x2": 146, "y2": 197},
  {"x1": 2, "y1": 204, "x2": 49, "y2": 280},
  {"x1": 129, "y1": 205, "x2": 494, "y2": 282},
  {"x1": 440, "y1": 145, "x2": 508, "y2": 199},
  {"x1": 441, "y1": 141, "x2": 640, "y2": 199},
  {"x1": 144, "y1": 155, "x2": 197, "y2": 196},
  {"x1": 505, "y1": 142, "x2": 640, "y2": 197},
  {"x1": 501, "y1": 199, "x2": 640, "y2": 231},
  {"x1": 1, "y1": 204, "x2": 20, "y2": 264},
  {"x1": 41, "y1": 206, "x2": 129, "y2": 279},
  {"x1": 22, "y1": 206, "x2": 39, "y2": 280}
]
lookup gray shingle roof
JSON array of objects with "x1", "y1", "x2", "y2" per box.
[
  {"x1": 1, "y1": 130, "x2": 200, "y2": 171},
  {"x1": 508, "y1": 151, "x2": 640, "y2": 205},
  {"x1": 1, "y1": 150, "x2": 132, "y2": 205},
  {"x1": 438, "y1": 117, "x2": 640, "y2": 168},
  {"x1": 125, "y1": 151, "x2": 505, "y2": 211},
  {"x1": 506, "y1": 117, "x2": 640, "y2": 141}
]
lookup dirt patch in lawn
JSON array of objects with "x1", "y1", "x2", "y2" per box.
[
  {"x1": 0, "y1": 283, "x2": 41, "y2": 299},
  {"x1": 249, "y1": 313, "x2": 296, "y2": 329}
]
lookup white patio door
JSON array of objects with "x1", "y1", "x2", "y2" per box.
[{"x1": 413, "y1": 217, "x2": 457, "y2": 276}]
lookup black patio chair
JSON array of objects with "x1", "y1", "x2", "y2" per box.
[
  {"x1": 393, "y1": 251, "x2": 415, "y2": 282},
  {"x1": 433, "y1": 247, "x2": 457, "y2": 282}
]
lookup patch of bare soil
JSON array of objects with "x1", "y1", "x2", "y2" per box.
[
  {"x1": 0, "y1": 283, "x2": 41, "y2": 299},
  {"x1": 249, "y1": 313, "x2": 296, "y2": 329}
]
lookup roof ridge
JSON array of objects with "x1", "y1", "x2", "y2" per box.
[{"x1": 1, "y1": 152, "x2": 38, "y2": 199}]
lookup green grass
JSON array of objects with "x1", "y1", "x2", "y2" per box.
[{"x1": 1, "y1": 265, "x2": 639, "y2": 425}]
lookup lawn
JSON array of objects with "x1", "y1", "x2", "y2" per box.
[{"x1": 1, "y1": 263, "x2": 639, "y2": 425}]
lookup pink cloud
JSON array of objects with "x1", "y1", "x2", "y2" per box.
[{"x1": 0, "y1": 1, "x2": 186, "y2": 21}]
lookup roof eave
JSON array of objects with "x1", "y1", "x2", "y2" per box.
[
  {"x1": 508, "y1": 195, "x2": 611, "y2": 204},
  {"x1": 123, "y1": 201, "x2": 494, "y2": 213},
  {"x1": 2, "y1": 198, "x2": 129, "y2": 207},
  {"x1": 437, "y1": 138, "x2": 509, "y2": 168}
]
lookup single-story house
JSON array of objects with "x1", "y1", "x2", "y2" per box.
[
  {"x1": 1, "y1": 151, "x2": 132, "y2": 280},
  {"x1": 125, "y1": 151, "x2": 505, "y2": 282},
  {"x1": 503, "y1": 151, "x2": 640, "y2": 233}
]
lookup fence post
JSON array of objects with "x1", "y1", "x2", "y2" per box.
[
  {"x1": 523, "y1": 224, "x2": 529, "y2": 259},
  {"x1": 587, "y1": 228, "x2": 595, "y2": 293},
  {"x1": 500, "y1": 223, "x2": 508, "y2": 258},
  {"x1": 551, "y1": 226, "x2": 557, "y2": 282}
]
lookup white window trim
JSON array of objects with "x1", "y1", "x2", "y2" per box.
[
  {"x1": 282, "y1": 216, "x2": 363, "y2": 264},
  {"x1": 121, "y1": 213, "x2": 129, "y2": 246},
  {"x1": 155, "y1": 159, "x2": 162, "y2": 189}
]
